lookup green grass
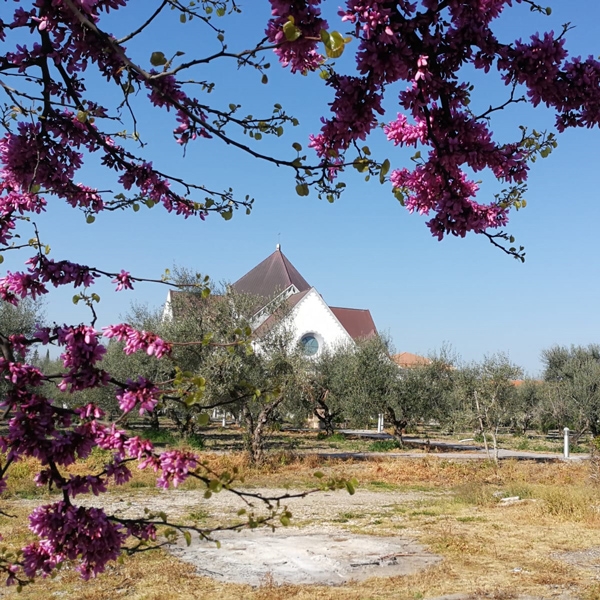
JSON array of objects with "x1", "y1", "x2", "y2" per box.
[
  {"x1": 368, "y1": 439, "x2": 403, "y2": 452},
  {"x1": 138, "y1": 428, "x2": 177, "y2": 445}
]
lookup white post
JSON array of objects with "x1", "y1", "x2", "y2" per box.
[
  {"x1": 222, "y1": 415, "x2": 227, "y2": 428},
  {"x1": 564, "y1": 427, "x2": 570, "y2": 459},
  {"x1": 377, "y1": 413, "x2": 384, "y2": 433}
]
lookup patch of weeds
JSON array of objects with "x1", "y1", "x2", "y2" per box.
[
  {"x1": 129, "y1": 480, "x2": 151, "y2": 489},
  {"x1": 188, "y1": 509, "x2": 210, "y2": 521},
  {"x1": 14, "y1": 488, "x2": 45, "y2": 499},
  {"x1": 515, "y1": 439, "x2": 530, "y2": 451},
  {"x1": 503, "y1": 483, "x2": 534, "y2": 499},
  {"x1": 369, "y1": 439, "x2": 402, "y2": 452},
  {"x1": 453, "y1": 482, "x2": 498, "y2": 507},
  {"x1": 138, "y1": 428, "x2": 176, "y2": 446},
  {"x1": 184, "y1": 433, "x2": 205, "y2": 450},
  {"x1": 456, "y1": 516, "x2": 487, "y2": 523},
  {"x1": 537, "y1": 486, "x2": 597, "y2": 521},
  {"x1": 368, "y1": 480, "x2": 398, "y2": 491},
  {"x1": 391, "y1": 506, "x2": 407, "y2": 514},
  {"x1": 326, "y1": 433, "x2": 347, "y2": 443},
  {"x1": 333, "y1": 511, "x2": 365, "y2": 523},
  {"x1": 409, "y1": 509, "x2": 439, "y2": 517},
  {"x1": 570, "y1": 443, "x2": 588, "y2": 454}
]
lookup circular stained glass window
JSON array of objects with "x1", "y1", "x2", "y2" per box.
[{"x1": 301, "y1": 334, "x2": 319, "y2": 356}]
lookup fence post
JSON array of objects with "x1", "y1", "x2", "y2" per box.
[
  {"x1": 564, "y1": 427, "x2": 570, "y2": 459},
  {"x1": 377, "y1": 413, "x2": 384, "y2": 433}
]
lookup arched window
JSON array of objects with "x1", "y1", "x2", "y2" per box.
[{"x1": 300, "y1": 334, "x2": 319, "y2": 356}]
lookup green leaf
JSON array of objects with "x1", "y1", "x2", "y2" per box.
[
  {"x1": 345, "y1": 480, "x2": 355, "y2": 495},
  {"x1": 324, "y1": 31, "x2": 346, "y2": 59},
  {"x1": 216, "y1": 6, "x2": 226, "y2": 16},
  {"x1": 280, "y1": 515, "x2": 290, "y2": 526},
  {"x1": 132, "y1": 203, "x2": 140, "y2": 212},
  {"x1": 180, "y1": 13, "x2": 186, "y2": 23},
  {"x1": 0, "y1": 255, "x2": 4, "y2": 264},
  {"x1": 353, "y1": 158, "x2": 370, "y2": 173},
  {"x1": 283, "y1": 20, "x2": 301, "y2": 42},
  {"x1": 292, "y1": 142, "x2": 302, "y2": 152},
  {"x1": 72, "y1": 295, "x2": 80, "y2": 305},
  {"x1": 261, "y1": 74, "x2": 268, "y2": 85},
  {"x1": 209, "y1": 479, "x2": 222, "y2": 493},
  {"x1": 380, "y1": 158, "x2": 390, "y2": 177},
  {"x1": 198, "y1": 413, "x2": 210, "y2": 426},
  {"x1": 295, "y1": 183, "x2": 309, "y2": 197},
  {"x1": 150, "y1": 51, "x2": 168, "y2": 67},
  {"x1": 86, "y1": 215, "x2": 95, "y2": 224},
  {"x1": 319, "y1": 70, "x2": 330, "y2": 80},
  {"x1": 183, "y1": 530, "x2": 192, "y2": 546},
  {"x1": 221, "y1": 210, "x2": 233, "y2": 221}
]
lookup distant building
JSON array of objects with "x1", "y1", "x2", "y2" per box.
[
  {"x1": 232, "y1": 245, "x2": 377, "y2": 357},
  {"x1": 392, "y1": 352, "x2": 431, "y2": 369}
]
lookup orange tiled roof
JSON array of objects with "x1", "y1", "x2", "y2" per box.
[{"x1": 392, "y1": 352, "x2": 431, "y2": 368}]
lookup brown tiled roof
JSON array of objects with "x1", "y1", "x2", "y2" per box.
[
  {"x1": 392, "y1": 352, "x2": 431, "y2": 368},
  {"x1": 232, "y1": 248, "x2": 310, "y2": 299},
  {"x1": 329, "y1": 307, "x2": 377, "y2": 341}
]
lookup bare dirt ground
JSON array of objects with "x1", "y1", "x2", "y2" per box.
[{"x1": 83, "y1": 487, "x2": 445, "y2": 586}]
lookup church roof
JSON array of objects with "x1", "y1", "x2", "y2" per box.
[
  {"x1": 253, "y1": 289, "x2": 311, "y2": 338},
  {"x1": 231, "y1": 247, "x2": 310, "y2": 299},
  {"x1": 329, "y1": 307, "x2": 377, "y2": 340}
]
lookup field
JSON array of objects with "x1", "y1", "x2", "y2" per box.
[{"x1": 1, "y1": 428, "x2": 599, "y2": 600}]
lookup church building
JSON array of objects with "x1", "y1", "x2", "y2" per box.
[
  {"x1": 230, "y1": 245, "x2": 377, "y2": 357},
  {"x1": 163, "y1": 246, "x2": 377, "y2": 357}
]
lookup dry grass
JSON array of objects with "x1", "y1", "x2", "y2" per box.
[{"x1": 3, "y1": 454, "x2": 600, "y2": 599}]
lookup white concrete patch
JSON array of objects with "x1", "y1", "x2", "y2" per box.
[{"x1": 170, "y1": 526, "x2": 440, "y2": 586}]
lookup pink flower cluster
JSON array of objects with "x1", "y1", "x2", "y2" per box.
[
  {"x1": 115, "y1": 377, "x2": 160, "y2": 415},
  {"x1": 138, "y1": 449, "x2": 198, "y2": 489},
  {"x1": 272, "y1": 0, "x2": 600, "y2": 241},
  {"x1": 112, "y1": 270, "x2": 134, "y2": 291},
  {"x1": 25, "y1": 502, "x2": 126, "y2": 580},
  {"x1": 103, "y1": 323, "x2": 172, "y2": 358},
  {"x1": 266, "y1": 0, "x2": 328, "y2": 74}
]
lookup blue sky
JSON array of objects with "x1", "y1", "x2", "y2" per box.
[{"x1": 5, "y1": 1, "x2": 600, "y2": 376}]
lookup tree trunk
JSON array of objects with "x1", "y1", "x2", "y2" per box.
[
  {"x1": 474, "y1": 391, "x2": 490, "y2": 459},
  {"x1": 243, "y1": 396, "x2": 285, "y2": 464},
  {"x1": 385, "y1": 406, "x2": 407, "y2": 447},
  {"x1": 148, "y1": 409, "x2": 160, "y2": 430},
  {"x1": 491, "y1": 425, "x2": 499, "y2": 464},
  {"x1": 314, "y1": 390, "x2": 335, "y2": 436}
]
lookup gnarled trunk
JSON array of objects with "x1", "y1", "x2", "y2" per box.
[
  {"x1": 385, "y1": 406, "x2": 407, "y2": 447},
  {"x1": 313, "y1": 390, "x2": 336, "y2": 436},
  {"x1": 242, "y1": 395, "x2": 285, "y2": 464}
]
